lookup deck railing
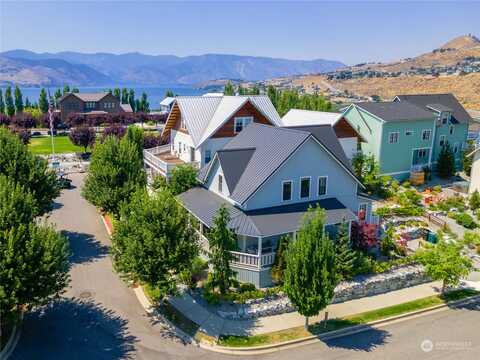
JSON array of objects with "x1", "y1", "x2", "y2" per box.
[
  {"x1": 231, "y1": 251, "x2": 276, "y2": 269},
  {"x1": 143, "y1": 145, "x2": 176, "y2": 176}
]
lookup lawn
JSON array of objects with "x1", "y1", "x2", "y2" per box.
[
  {"x1": 218, "y1": 289, "x2": 479, "y2": 347},
  {"x1": 29, "y1": 135, "x2": 88, "y2": 155}
]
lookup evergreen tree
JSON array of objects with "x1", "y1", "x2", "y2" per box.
[
  {"x1": 14, "y1": 85, "x2": 24, "y2": 114},
  {"x1": 237, "y1": 85, "x2": 245, "y2": 95},
  {"x1": 128, "y1": 89, "x2": 136, "y2": 112},
  {"x1": 113, "y1": 88, "x2": 121, "y2": 100},
  {"x1": 38, "y1": 88, "x2": 49, "y2": 113},
  {"x1": 223, "y1": 82, "x2": 235, "y2": 96},
  {"x1": 111, "y1": 188, "x2": 198, "y2": 296},
  {"x1": 469, "y1": 190, "x2": 480, "y2": 211},
  {"x1": 25, "y1": 97, "x2": 31, "y2": 108},
  {"x1": 271, "y1": 235, "x2": 290, "y2": 284},
  {"x1": 267, "y1": 85, "x2": 278, "y2": 108},
  {"x1": 121, "y1": 88, "x2": 129, "y2": 104},
  {"x1": 208, "y1": 205, "x2": 237, "y2": 295},
  {"x1": 63, "y1": 85, "x2": 70, "y2": 95},
  {"x1": 82, "y1": 135, "x2": 146, "y2": 216},
  {"x1": 139, "y1": 92, "x2": 149, "y2": 113},
  {"x1": 135, "y1": 99, "x2": 141, "y2": 113},
  {"x1": 0, "y1": 89, "x2": 4, "y2": 114},
  {"x1": 463, "y1": 141, "x2": 475, "y2": 176},
  {"x1": 72, "y1": 87, "x2": 79, "y2": 93},
  {"x1": 437, "y1": 142, "x2": 455, "y2": 178},
  {"x1": 5, "y1": 86, "x2": 15, "y2": 116},
  {"x1": 284, "y1": 206, "x2": 337, "y2": 328},
  {"x1": 54, "y1": 89, "x2": 62, "y2": 101},
  {"x1": 334, "y1": 220, "x2": 356, "y2": 281},
  {"x1": 165, "y1": 90, "x2": 174, "y2": 98}
]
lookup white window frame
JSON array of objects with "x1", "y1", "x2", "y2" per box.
[
  {"x1": 422, "y1": 129, "x2": 431, "y2": 141},
  {"x1": 205, "y1": 149, "x2": 212, "y2": 164},
  {"x1": 439, "y1": 135, "x2": 446, "y2": 147},
  {"x1": 449, "y1": 125, "x2": 454, "y2": 135},
  {"x1": 358, "y1": 203, "x2": 368, "y2": 221},
  {"x1": 453, "y1": 142, "x2": 459, "y2": 154},
  {"x1": 405, "y1": 129, "x2": 414, "y2": 136},
  {"x1": 388, "y1": 132, "x2": 399, "y2": 144},
  {"x1": 282, "y1": 180, "x2": 293, "y2": 202},
  {"x1": 218, "y1": 174, "x2": 223, "y2": 193},
  {"x1": 234, "y1": 116, "x2": 253, "y2": 134},
  {"x1": 318, "y1": 176, "x2": 328, "y2": 196},
  {"x1": 299, "y1": 176, "x2": 311, "y2": 199}
]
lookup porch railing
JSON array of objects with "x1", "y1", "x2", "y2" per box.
[
  {"x1": 143, "y1": 145, "x2": 176, "y2": 176},
  {"x1": 231, "y1": 251, "x2": 276, "y2": 269}
]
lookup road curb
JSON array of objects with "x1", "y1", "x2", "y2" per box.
[
  {"x1": 200, "y1": 294, "x2": 480, "y2": 355},
  {"x1": 0, "y1": 311, "x2": 24, "y2": 360}
]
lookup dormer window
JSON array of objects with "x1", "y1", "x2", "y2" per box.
[
  {"x1": 234, "y1": 116, "x2": 253, "y2": 133},
  {"x1": 218, "y1": 174, "x2": 223, "y2": 193}
]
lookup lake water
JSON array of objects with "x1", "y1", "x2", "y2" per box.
[{"x1": 0, "y1": 85, "x2": 205, "y2": 110}]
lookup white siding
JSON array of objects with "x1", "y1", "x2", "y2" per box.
[
  {"x1": 339, "y1": 137, "x2": 358, "y2": 160},
  {"x1": 199, "y1": 137, "x2": 233, "y2": 167},
  {"x1": 205, "y1": 160, "x2": 231, "y2": 198},
  {"x1": 171, "y1": 130, "x2": 200, "y2": 163},
  {"x1": 469, "y1": 150, "x2": 480, "y2": 194}
]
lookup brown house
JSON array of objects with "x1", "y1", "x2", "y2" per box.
[{"x1": 58, "y1": 92, "x2": 133, "y2": 121}]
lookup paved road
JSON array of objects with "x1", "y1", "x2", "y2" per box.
[{"x1": 11, "y1": 173, "x2": 480, "y2": 359}]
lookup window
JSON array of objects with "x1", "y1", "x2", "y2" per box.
[
  {"x1": 234, "y1": 116, "x2": 253, "y2": 133},
  {"x1": 282, "y1": 181, "x2": 292, "y2": 201},
  {"x1": 454, "y1": 143, "x2": 459, "y2": 154},
  {"x1": 178, "y1": 142, "x2": 182, "y2": 153},
  {"x1": 103, "y1": 102, "x2": 114, "y2": 109},
  {"x1": 86, "y1": 102, "x2": 96, "y2": 109},
  {"x1": 358, "y1": 203, "x2": 368, "y2": 221},
  {"x1": 388, "y1": 132, "x2": 399, "y2": 144},
  {"x1": 180, "y1": 117, "x2": 186, "y2": 130},
  {"x1": 439, "y1": 135, "x2": 446, "y2": 147},
  {"x1": 318, "y1": 176, "x2": 327, "y2": 196},
  {"x1": 441, "y1": 112, "x2": 450, "y2": 125},
  {"x1": 418, "y1": 149, "x2": 428, "y2": 158},
  {"x1": 422, "y1": 129, "x2": 432, "y2": 141},
  {"x1": 205, "y1": 150, "x2": 212, "y2": 164},
  {"x1": 405, "y1": 130, "x2": 413, "y2": 136},
  {"x1": 218, "y1": 174, "x2": 223, "y2": 193},
  {"x1": 449, "y1": 125, "x2": 454, "y2": 135},
  {"x1": 300, "y1": 177, "x2": 310, "y2": 199}
]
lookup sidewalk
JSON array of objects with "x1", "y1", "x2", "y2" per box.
[{"x1": 168, "y1": 281, "x2": 443, "y2": 337}]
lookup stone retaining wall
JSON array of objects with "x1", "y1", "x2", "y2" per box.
[{"x1": 217, "y1": 264, "x2": 430, "y2": 320}]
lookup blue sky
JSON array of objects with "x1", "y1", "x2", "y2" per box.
[{"x1": 0, "y1": 1, "x2": 479, "y2": 65}]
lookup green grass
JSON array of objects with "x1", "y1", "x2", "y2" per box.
[
  {"x1": 218, "y1": 289, "x2": 479, "y2": 348},
  {"x1": 29, "y1": 135, "x2": 88, "y2": 154}
]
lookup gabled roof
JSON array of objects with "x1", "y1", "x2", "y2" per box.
[
  {"x1": 395, "y1": 94, "x2": 472, "y2": 124},
  {"x1": 163, "y1": 95, "x2": 282, "y2": 148},
  {"x1": 354, "y1": 101, "x2": 435, "y2": 122},
  {"x1": 120, "y1": 103, "x2": 133, "y2": 112},
  {"x1": 199, "y1": 123, "x2": 363, "y2": 206},
  {"x1": 160, "y1": 97, "x2": 175, "y2": 106},
  {"x1": 59, "y1": 92, "x2": 110, "y2": 103},
  {"x1": 178, "y1": 187, "x2": 356, "y2": 237},
  {"x1": 282, "y1": 109, "x2": 342, "y2": 127}
]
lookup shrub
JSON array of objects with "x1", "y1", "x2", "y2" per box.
[
  {"x1": 453, "y1": 212, "x2": 477, "y2": 229},
  {"x1": 432, "y1": 185, "x2": 442, "y2": 194},
  {"x1": 239, "y1": 283, "x2": 256, "y2": 293},
  {"x1": 401, "y1": 181, "x2": 411, "y2": 188}
]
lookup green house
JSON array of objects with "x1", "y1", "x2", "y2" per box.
[{"x1": 342, "y1": 94, "x2": 470, "y2": 180}]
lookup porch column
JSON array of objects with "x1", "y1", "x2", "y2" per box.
[{"x1": 257, "y1": 236, "x2": 262, "y2": 256}]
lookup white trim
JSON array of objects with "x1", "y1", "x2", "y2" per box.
[
  {"x1": 317, "y1": 176, "x2": 328, "y2": 196},
  {"x1": 411, "y1": 147, "x2": 431, "y2": 167},
  {"x1": 299, "y1": 176, "x2": 311, "y2": 199},
  {"x1": 388, "y1": 131, "x2": 399, "y2": 144},
  {"x1": 439, "y1": 134, "x2": 447, "y2": 147},
  {"x1": 233, "y1": 116, "x2": 253, "y2": 134},
  {"x1": 281, "y1": 180, "x2": 293, "y2": 202},
  {"x1": 421, "y1": 129, "x2": 432, "y2": 141},
  {"x1": 358, "y1": 202, "x2": 369, "y2": 223},
  {"x1": 353, "y1": 104, "x2": 386, "y2": 124},
  {"x1": 381, "y1": 170, "x2": 411, "y2": 176}
]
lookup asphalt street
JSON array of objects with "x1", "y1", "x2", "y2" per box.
[{"x1": 11, "y1": 173, "x2": 480, "y2": 360}]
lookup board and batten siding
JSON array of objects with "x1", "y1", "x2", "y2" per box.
[
  {"x1": 243, "y1": 137, "x2": 360, "y2": 214},
  {"x1": 233, "y1": 266, "x2": 273, "y2": 288}
]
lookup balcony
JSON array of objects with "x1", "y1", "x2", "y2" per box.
[
  {"x1": 144, "y1": 145, "x2": 187, "y2": 177},
  {"x1": 231, "y1": 251, "x2": 276, "y2": 269}
]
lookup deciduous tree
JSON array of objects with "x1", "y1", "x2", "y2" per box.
[
  {"x1": 168, "y1": 164, "x2": 198, "y2": 195},
  {"x1": 469, "y1": 190, "x2": 480, "y2": 212},
  {"x1": 82, "y1": 135, "x2": 146, "y2": 216},
  {"x1": 207, "y1": 205, "x2": 237, "y2": 295},
  {"x1": 284, "y1": 206, "x2": 337, "y2": 328},
  {"x1": 69, "y1": 126, "x2": 96, "y2": 153}
]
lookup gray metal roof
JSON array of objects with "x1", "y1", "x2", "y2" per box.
[
  {"x1": 178, "y1": 187, "x2": 356, "y2": 237},
  {"x1": 172, "y1": 95, "x2": 282, "y2": 148},
  {"x1": 160, "y1": 97, "x2": 175, "y2": 106},
  {"x1": 426, "y1": 103, "x2": 453, "y2": 113},
  {"x1": 282, "y1": 109, "x2": 341, "y2": 127},
  {"x1": 217, "y1": 148, "x2": 255, "y2": 192},
  {"x1": 395, "y1": 94, "x2": 472, "y2": 124},
  {"x1": 355, "y1": 101, "x2": 435, "y2": 122}
]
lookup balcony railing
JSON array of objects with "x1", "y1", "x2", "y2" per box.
[
  {"x1": 143, "y1": 145, "x2": 179, "y2": 176},
  {"x1": 231, "y1": 251, "x2": 276, "y2": 269}
]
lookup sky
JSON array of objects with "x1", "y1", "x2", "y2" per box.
[{"x1": 0, "y1": 0, "x2": 479, "y2": 65}]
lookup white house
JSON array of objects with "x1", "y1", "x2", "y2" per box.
[
  {"x1": 281, "y1": 109, "x2": 364, "y2": 160},
  {"x1": 144, "y1": 95, "x2": 282, "y2": 178}
]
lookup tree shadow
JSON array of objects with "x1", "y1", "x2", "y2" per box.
[
  {"x1": 62, "y1": 230, "x2": 109, "y2": 265},
  {"x1": 321, "y1": 325, "x2": 391, "y2": 352},
  {"x1": 12, "y1": 298, "x2": 138, "y2": 359},
  {"x1": 52, "y1": 202, "x2": 64, "y2": 210}
]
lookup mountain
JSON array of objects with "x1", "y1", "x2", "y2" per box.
[
  {"x1": 269, "y1": 35, "x2": 480, "y2": 109},
  {"x1": 0, "y1": 50, "x2": 345, "y2": 87}
]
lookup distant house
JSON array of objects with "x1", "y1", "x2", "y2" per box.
[
  {"x1": 341, "y1": 94, "x2": 470, "y2": 179},
  {"x1": 178, "y1": 124, "x2": 371, "y2": 287},
  {"x1": 143, "y1": 95, "x2": 282, "y2": 178},
  {"x1": 281, "y1": 109, "x2": 365, "y2": 160},
  {"x1": 159, "y1": 97, "x2": 176, "y2": 113},
  {"x1": 58, "y1": 92, "x2": 132, "y2": 121}
]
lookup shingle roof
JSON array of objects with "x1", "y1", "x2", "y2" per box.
[
  {"x1": 355, "y1": 101, "x2": 435, "y2": 122},
  {"x1": 178, "y1": 187, "x2": 356, "y2": 237},
  {"x1": 199, "y1": 123, "x2": 362, "y2": 206},
  {"x1": 395, "y1": 94, "x2": 472, "y2": 124},
  {"x1": 282, "y1": 109, "x2": 342, "y2": 127},
  {"x1": 426, "y1": 103, "x2": 453, "y2": 113},
  {"x1": 170, "y1": 95, "x2": 282, "y2": 148}
]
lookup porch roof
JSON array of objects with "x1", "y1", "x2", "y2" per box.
[{"x1": 178, "y1": 187, "x2": 357, "y2": 237}]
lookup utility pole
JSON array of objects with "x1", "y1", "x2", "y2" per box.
[{"x1": 47, "y1": 90, "x2": 58, "y2": 170}]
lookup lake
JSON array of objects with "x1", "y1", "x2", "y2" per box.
[{"x1": 0, "y1": 85, "x2": 205, "y2": 110}]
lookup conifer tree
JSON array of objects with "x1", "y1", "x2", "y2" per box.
[
  {"x1": 14, "y1": 85, "x2": 24, "y2": 114},
  {"x1": 271, "y1": 235, "x2": 290, "y2": 284},
  {"x1": 63, "y1": 85, "x2": 70, "y2": 95},
  {"x1": 223, "y1": 82, "x2": 235, "y2": 96},
  {"x1": 25, "y1": 97, "x2": 31, "y2": 108},
  {"x1": 334, "y1": 220, "x2": 356, "y2": 281},
  {"x1": 113, "y1": 88, "x2": 121, "y2": 100},
  {"x1": 129, "y1": 89, "x2": 136, "y2": 112},
  {"x1": 38, "y1": 88, "x2": 49, "y2": 113},
  {"x1": 5, "y1": 86, "x2": 15, "y2": 116},
  {"x1": 437, "y1": 142, "x2": 455, "y2": 178},
  {"x1": 0, "y1": 89, "x2": 5, "y2": 114},
  {"x1": 121, "y1": 88, "x2": 129, "y2": 104}
]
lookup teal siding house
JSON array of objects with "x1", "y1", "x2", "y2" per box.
[{"x1": 342, "y1": 94, "x2": 471, "y2": 179}]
